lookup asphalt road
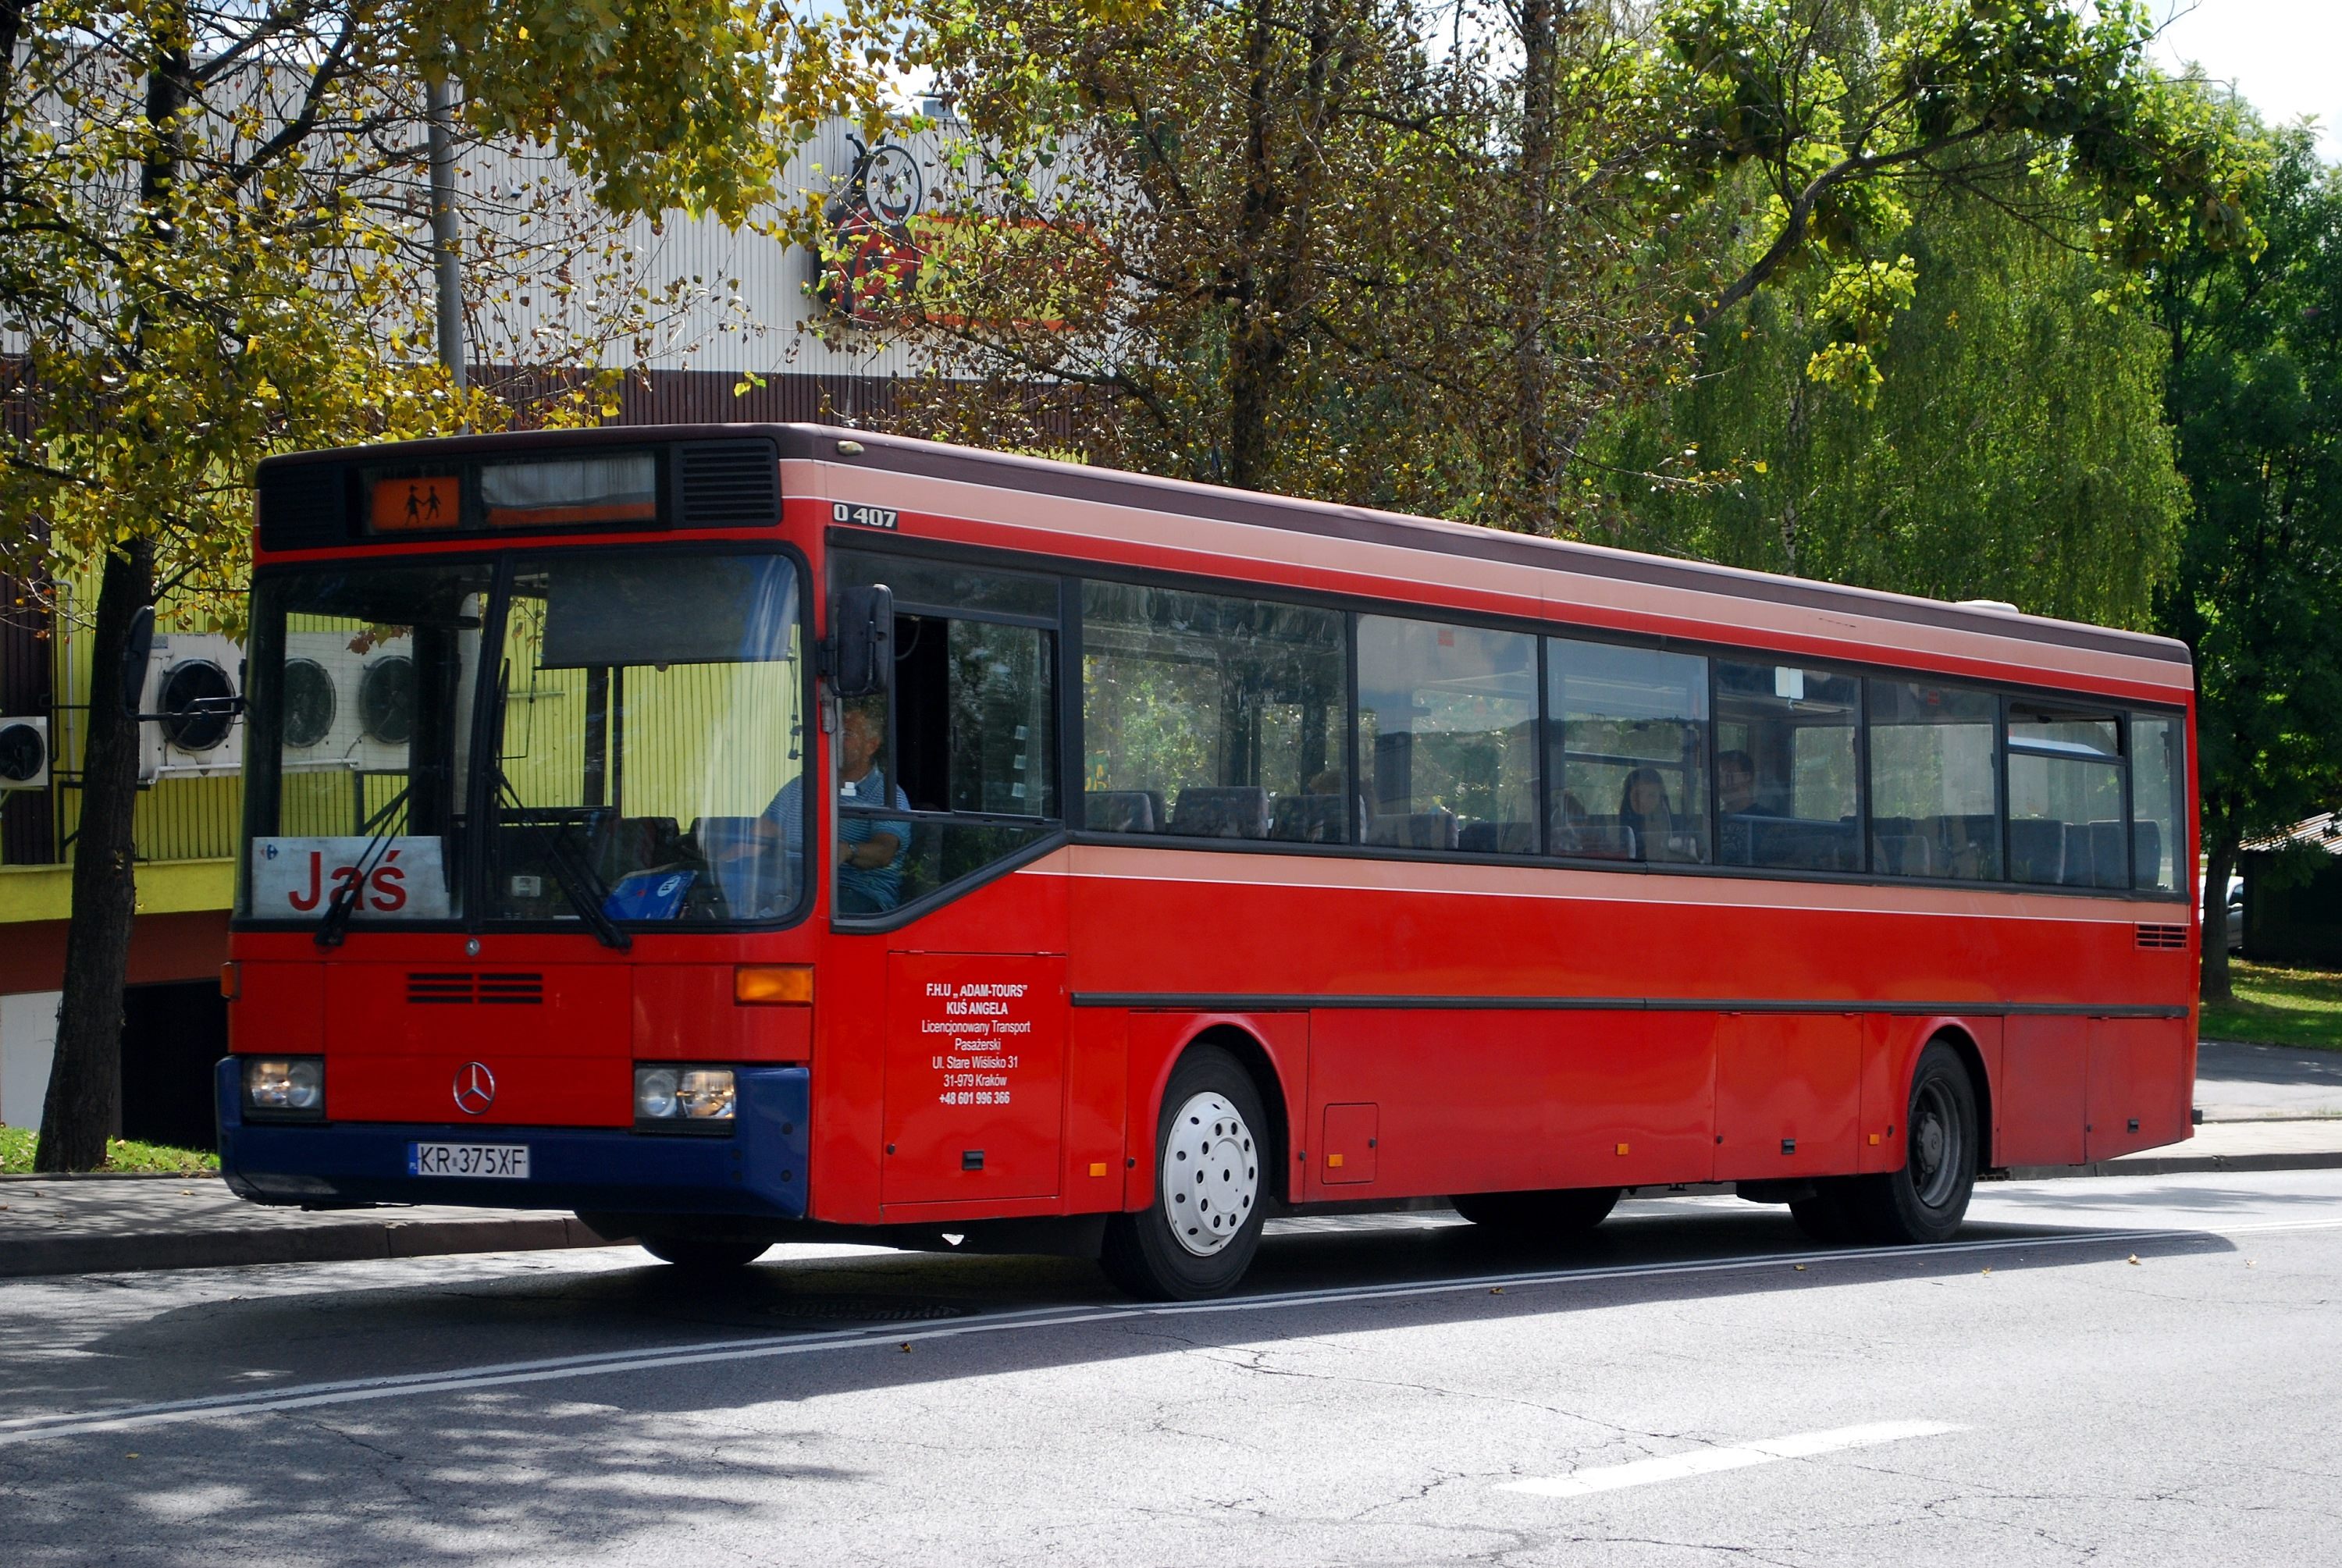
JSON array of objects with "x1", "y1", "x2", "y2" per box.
[{"x1": 5, "y1": 1172, "x2": 2340, "y2": 1566}]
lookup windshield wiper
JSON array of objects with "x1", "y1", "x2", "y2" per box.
[{"x1": 315, "y1": 784, "x2": 414, "y2": 950}]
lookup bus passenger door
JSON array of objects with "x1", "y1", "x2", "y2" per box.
[{"x1": 881, "y1": 951, "x2": 1068, "y2": 1205}]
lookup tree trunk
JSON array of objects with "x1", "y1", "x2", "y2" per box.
[
  {"x1": 35, "y1": 539, "x2": 154, "y2": 1170},
  {"x1": 1512, "y1": 0, "x2": 1557, "y2": 533},
  {"x1": 35, "y1": 23, "x2": 185, "y2": 1172},
  {"x1": 2198, "y1": 830, "x2": 2237, "y2": 1004}
]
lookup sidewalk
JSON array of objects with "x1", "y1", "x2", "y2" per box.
[{"x1": 0, "y1": 1178, "x2": 609, "y2": 1278}]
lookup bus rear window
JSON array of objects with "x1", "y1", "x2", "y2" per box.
[{"x1": 482, "y1": 454, "x2": 658, "y2": 528}]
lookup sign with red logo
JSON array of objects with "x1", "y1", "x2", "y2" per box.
[{"x1": 250, "y1": 837, "x2": 450, "y2": 919}]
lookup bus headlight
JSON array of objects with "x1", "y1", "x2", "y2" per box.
[
  {"x1": 245, "y1": 1057, "x2": 325, "y2": 1120},
  {"x1": 635, "y1": 1065, "x2": 735, "y2": 1129}
]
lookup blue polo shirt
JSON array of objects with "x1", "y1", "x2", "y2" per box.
[{"x1": 767, "y1": 766, "x2": 912, "y2": 913}]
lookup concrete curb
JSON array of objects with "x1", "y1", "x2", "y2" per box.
[
  {"x1": 2008, "y1": 1150, "x2": 2342, "y2": 1181},
  {"x1": 0, "y1": 1214, "x2": 614, "y2": 1279}
]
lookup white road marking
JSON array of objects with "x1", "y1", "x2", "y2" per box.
[
  {"x1": 1497, "y1": 1420, "x2": 1963, "y2": 1498},
  {"x1": 0, "y1": 1226, "x2": 2220, "y2": 1447}
]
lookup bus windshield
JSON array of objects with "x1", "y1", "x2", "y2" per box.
[{"x1": 240, "y1": 550, "x2": 807, "y2": 926}]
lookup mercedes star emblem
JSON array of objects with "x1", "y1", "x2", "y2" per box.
[{"x1": 453, "y1": 1061, "x2": 497, "y2": 1116}]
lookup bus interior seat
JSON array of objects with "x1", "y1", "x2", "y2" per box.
[
  {"x1": 1270, "y1": 794, "x2": 1347, "y2": 843},
  {"x1": 1085, "y1": 789, "x2": 1160, "y2": 834},
  {"x1": 1717, "y1": 815, "x2": 1753, "y2": 866},
  {"x1": 2008, "y1": 818, "x2": 2066, "y2": 884},
  {"x1": 1557, "y1": 820, "x2": 1637, "y2": 860},
  {"x1": 689, "y1": 816, "x2": 785, "y2": 916},
  {"x1": 1457, "y1": 820, "x2": 1537, "y2": 855},
  {"x1": 2082, "y1": 820, "x2": 2129, "y2": 887},
  {"x1": 1749, "y1": 816, "x2": 1860, "y2": 871},
  {"x1": 1872, "y1": 829, "x2": 1932, "y2": 877},
  {"x1": 590, "y1": 815, "x2": 682, "y2": 885},
  {"x1": 1369, "y1": 809, "x2": 1459, "y2": 850},
  {"x1": 1172, "y1": 786, "x2": 1272, "y2": 839}
]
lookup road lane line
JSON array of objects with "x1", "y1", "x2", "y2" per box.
[
  {"x1": 0, "y1": 1226, "x2": 2215, "y2": 1447},
  {"x1": 1497, "y1": 1420, "x2": 1963, "y2": 1498}
]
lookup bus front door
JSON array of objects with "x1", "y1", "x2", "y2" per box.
[{"x1": 881, "y1": 950, "x2": 1069, "y2": 1206}]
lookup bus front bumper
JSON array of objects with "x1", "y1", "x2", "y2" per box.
[{"x1": 215, "y1": 1059, "x2": 810, "y2": 1220}]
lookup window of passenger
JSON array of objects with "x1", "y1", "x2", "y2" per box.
[
  {"x1": 1548, "y1": 639, "x2": 1709, "y2": 864},
  {"x1": 1081, "y1": 581, "x2": 1347, "y2": 842},
  {"x1": 1866, "y1": 680, "x2": 2001, "y2": 880},
  {"x1": 1714, "y1": 661, "x2": 1861, "y2": 873},
  {"x1": 1358, "y1": 617, "x2": 1538, "y2": 854},
  {"x1": 2007, "y1": 701, "x2": 2127, "y2": 889},
  {"x1": 828, "y1": 551, "x2": 1059, "y2": 919},
  {"x1": 2130, "y1": 712, "x2": 2184, "y2": 894}
]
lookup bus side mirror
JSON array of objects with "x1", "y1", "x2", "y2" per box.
[
  {"x1": 119, "y1": 605, "x2": 155, "y2": 719},
  {"x1": 828, "y1": 584, "x2": 894, "y2": 699}
]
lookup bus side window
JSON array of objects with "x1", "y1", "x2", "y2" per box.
[
  {"x1": 1358, "y1": 615, "x2": 1538, "y2": 855},
  {"x1": 1713, "y1": 660, "x2": 1860, "y2": 873},
  {"x1": 1548, "y1": 638, "x2": 1710, "y2": 865},
  {"x1": 1080, "y1": 581, "x2": 1347, "y2": 843},
  {"x1": 1866, "y1": 679, "x2": 2000, "y2": 881}
]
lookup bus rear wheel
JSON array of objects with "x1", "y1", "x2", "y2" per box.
[
  {"x1": 640, "y1": 1235, "x2": 771, "y2": 1272},
  {"x1": 1844, "y1": 1040, "x2": 1979, "y2": 1245},
  {"x1": 1452, "y1": 1187, "x2": 1621, "y2": 1236},
  {"x1": 1101, "y1": 1045, "x2": 1269, "y2": 1301}
]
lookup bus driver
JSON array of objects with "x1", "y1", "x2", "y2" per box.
[{"x1": 759, "y1": 695, "x2": 913, "y2": 915}]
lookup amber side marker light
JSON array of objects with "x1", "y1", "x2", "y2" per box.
[
  {"x1": 735, "y1": 965, "x2": 813, "y2": 1005},
  {"x1": 219, "y1": 962, "x2": 240, "y2": 1001}
]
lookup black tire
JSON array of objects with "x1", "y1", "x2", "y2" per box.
[
  {"x1": 1101, "y1": 1045, "x2": 1270, "y2": 1300},
  {"x1": 640, "y1": 1235, "x2": 771, "y2": 1272},
  {"x1": 1789, "y1": 1182, "x2": 1861, "y2": 1244},
  {"x1": 1451, "y1": 1187, "x2": 1621, "y2": 1236},
  {"x1": 1844, "y1": 1040, "x2": 1979, "y2": 1244}
]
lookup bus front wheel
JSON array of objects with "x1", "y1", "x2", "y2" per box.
[
  {"x1": 640, "y1": 1235, "x2": 772, "y2": 1272},
  {"x1": 1845, "y1": 1040, "x2": 1980, "y2": 1245},
  {"x1": 1101, "y1": 1046, "x2": 1269, "y2": 1300}
]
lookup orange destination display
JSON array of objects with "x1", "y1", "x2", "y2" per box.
[{"x1": 368, "y1": 474, "x2": 459, "y2": 532}]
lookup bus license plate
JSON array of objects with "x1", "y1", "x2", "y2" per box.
[{"x1": 408, "y1": 1142, "x2": 530, "y2": 1179}]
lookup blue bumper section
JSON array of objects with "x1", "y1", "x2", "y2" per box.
[{"x1": 215, "y1": 1059, "x2": 810, "y2": 1220}]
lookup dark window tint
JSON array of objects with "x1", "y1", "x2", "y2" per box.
[
  {"x1": 1715, "y1": 661, "x2": 1861, "y2": 872},
  {"x1": 1866, "y1": 681, "x2": 2000, "y2": 880},
  {"x1": 1082, "y1": 582, "x2": 1347, "y2": 842},
  {"x1": 1358, "y1": 617, "x2": 1538, "y2": 854},
  {"x1": 2130, "y1": 713, "x2": 2184, "y2": 894},
  {"x1": 834, "y1": 549, "x2": 1058, "y2": 620},
  {"x1": 1549, "y1": 639, "x2": 1708, "y2": 863},
  {"x1": 2007, "y1": 700, "x2": 2127, "y2": 888}
]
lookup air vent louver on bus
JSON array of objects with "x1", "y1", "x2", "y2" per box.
[
  {"x1": 257, "y1": 464, "x2": 349, "y2": 552},
  {"x1": 2135, "y1": 923, "x2": 2187, "y2": 951},
  {"x1": 675, "y1": 440, "x2": 779, "y2": 528},
  {"x1": 407, "y1": 971, "x2": 544, "y2": 1005}
]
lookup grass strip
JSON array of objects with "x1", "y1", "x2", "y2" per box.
[
  {"x1": 2201, "y1": 960, "x2": 2342, "y2": 1052},
  {"x1": 0, "y1": 1128, "x2": 220, "y2": 1175}
]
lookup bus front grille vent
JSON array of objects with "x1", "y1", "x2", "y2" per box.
[
  {"x1": 676, "y1": 440, "x2": 780, "y2": 528},
  {"x1": 2134, "y1": 923, "x2": 2187, "y2": 951},
  {"x1": 408, "y1": 971, "x2": 546, "y2": 1005}
]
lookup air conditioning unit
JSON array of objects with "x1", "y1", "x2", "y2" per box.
[
  {"x1": 0, "y1": 716, "x2": 48, "y2": 791},
  {"x1": 277, "y1": 630, "x2": 418, "y2": 777},
  {"x1": 138, "y1": 632, "x2": 244, "y2": 781}
]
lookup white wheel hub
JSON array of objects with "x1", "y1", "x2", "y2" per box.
[{"x1": 1163, "y1": 1090, "x2": 1258, "y2": 1257}]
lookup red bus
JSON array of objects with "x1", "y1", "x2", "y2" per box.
[{"x1": 219, "y1": 425, "x2": 2198, "y2": 1298}]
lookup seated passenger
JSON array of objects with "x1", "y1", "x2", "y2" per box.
[
  {"x1": 1718, "y1": 749, "x2": 1769, "y2": 816},
  {"x1": 756, "y1": 696, "x2": 912, "y2": 916},
  {"x1": 1618, "y1": 766, "x2": 1692, "y2": 862}
]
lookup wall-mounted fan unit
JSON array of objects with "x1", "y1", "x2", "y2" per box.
[
  {"x1": 277, "y1": 631, "x2": 418, "y2": 777},
  {"x1": 0, "y1": 716, "x2": 48, "y2": 791},
  {"x1": 137, "y1": 632, "x2": 245, "y2": 781}
]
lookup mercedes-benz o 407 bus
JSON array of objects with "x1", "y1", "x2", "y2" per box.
[{"x1": 216, "y1": 425, "x2": 2198, "y2": 1298}]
